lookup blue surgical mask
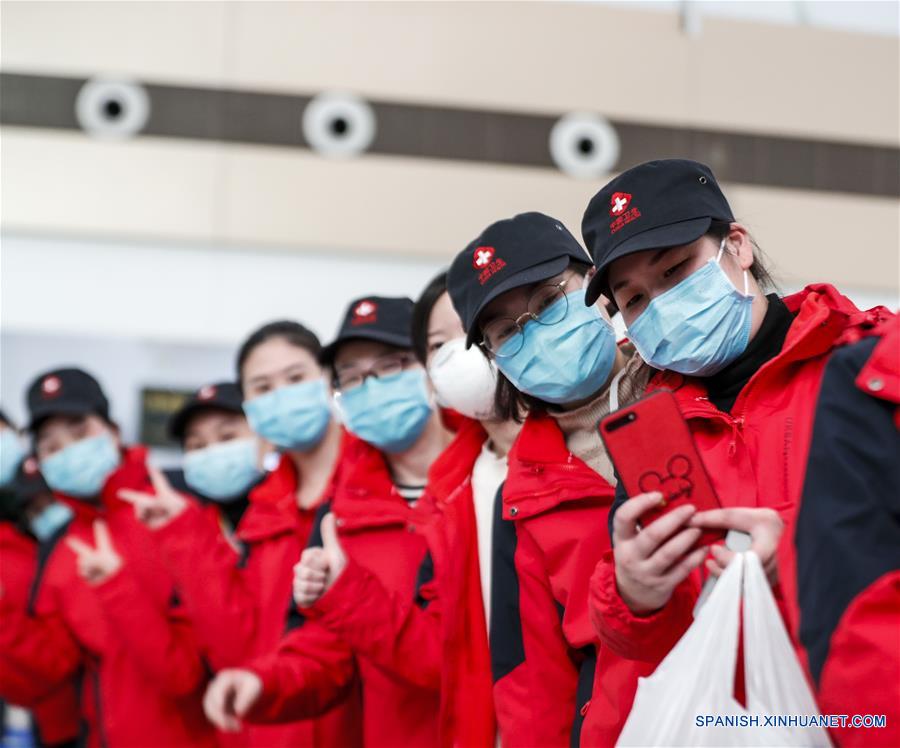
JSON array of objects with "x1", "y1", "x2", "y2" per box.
[
  {"x1": 1, "y1": 430, "x2": 26, "y2": 485},
  {"x1": 496, "y1": 288, "x2": 618, "y2": 404},
  {"x1": 40, "y1": 433, "x2": 121, "y2": 498},
  {"x1": 243, "y1": 379, "x2": 332, "y2": 451},
  {"x1": 183, "y1": 438, "x2": 262, "y2": 502},
  {"x1": 337, "y1": 369, "x2": 433, "y2": 454},
  {"x1": 626, "y1": 239, "x2": 754, "y2": 377},
  {"x1": 30, "y1": 502, "x2": 74, "y2": 542}
]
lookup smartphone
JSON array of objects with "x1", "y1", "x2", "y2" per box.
[{"x1": 599, "y1": 390, "x2": 724, "y2": 547}]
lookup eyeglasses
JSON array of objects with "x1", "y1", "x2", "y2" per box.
[
  {"x1": 335, "y1": 353, "x2": 418, "y2": 391},
  {"x1": 480, "y1": 275, "x2": 575, "y2": 358}
]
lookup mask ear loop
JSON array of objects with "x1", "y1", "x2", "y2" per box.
[
  {"x1": 607, "y1": 365, "x2": 629, "y2": 413},
  {"x1": 717, "y1": 236, "x2": 751, "y2": 296},
  {"x1": 331, "y1": 390, "x2": 346, "y2": 424},
  {"x1": 715, "y1": 236, "x2": 727, "y2": 264}
]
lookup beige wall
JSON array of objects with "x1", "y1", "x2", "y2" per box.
[
  {"x1": 5, "y1": 2, "x2": 898, "y2": 143},
  {"x1": 2, "y1": 1, "x2": 898, "y2": 296}
]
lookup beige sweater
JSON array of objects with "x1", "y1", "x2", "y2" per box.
[{"x1": 550, "y1": 347, "x2": 652, "y2": 483}]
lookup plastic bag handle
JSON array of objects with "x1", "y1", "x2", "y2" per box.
[
  {"x1": 743, "y1": 553, "x2": 832, "y2": 746},
  {"x1": 654, "y1": 552, "x2": 745, "y2": 691}
]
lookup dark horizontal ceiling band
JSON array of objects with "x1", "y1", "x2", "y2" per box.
[{"x1": 1, "y1": 71, "x2": 897, "y2": 197}]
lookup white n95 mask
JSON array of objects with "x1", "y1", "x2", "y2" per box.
[{"x1": 428, "y1": 337, "x2": 498, "y2": 421}]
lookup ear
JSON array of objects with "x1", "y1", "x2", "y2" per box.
[{"x1": 725, "y1": 223, "x2": 754, "y2": 272}]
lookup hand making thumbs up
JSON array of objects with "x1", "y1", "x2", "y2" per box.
[
  {"x1": 66, "y1": 519, "x2": 123, "y2": 585},
  {"x1": 292, "y1": 513, "x2": 347, "y2": 608}
]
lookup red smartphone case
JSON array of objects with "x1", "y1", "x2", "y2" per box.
[{"x1": 599, "y1": 390, "x2": 724, "y2": 546}]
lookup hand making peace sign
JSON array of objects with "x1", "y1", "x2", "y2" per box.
[
  {"x1": 66, "y1": 519, "x2": 123, "y2": 585},
  {"x1": 118, "y1": 465, "x2": 188, "y2": 530}
]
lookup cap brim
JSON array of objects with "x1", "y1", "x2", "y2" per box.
[
  {"x1": 464, "y1": 255, "x2": 570, "y2": 347},
  {"x1": 585, "y1": 217, "x2": 712, "y2": 306},
  {"x1": 28, "y1": 401, "x2": 98, "y2": 432},
  {"x1": 168, "y1": 401, "x2": 244, "y2": 442},
  {"x1": 320, "y1": 330, "x2": 414, "y2": 366}
]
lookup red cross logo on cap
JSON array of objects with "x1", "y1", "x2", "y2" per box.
[
  {"x1": 472, "y1": 246, "x2": 496, "y2": 269},
  {"x1": 354, "y1": 301, "x2": 376, "y2": 318},
  {"x1": 198, "y1": 385, "x2": 217, "y2": 401},
  {"x1": 351, "y1": 300, "x2": 378, "y2": 326},
  {"x1": 23, "y1": 457, "x2": 39, "y2": 476},
  {"x1": 609, "y1": 192, "x2": 632, "y2": 216},
  {"x1": 41, "y1": 376, "x2": 62, "y2": 398}
]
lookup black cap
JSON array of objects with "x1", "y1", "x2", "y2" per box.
[
  {"x1": 168, "y1": 382, "x2": 244, "y2": 442},
  {"x1": 26, "y1": 368, "x2": 110, "y2": 432},
  {"x1": 581, "y1": 159, "x2": 735, "y2": 305},
  {"x1": 0, "y1": 456, "x2": 53, "y2": 522},
  {"x1": 447, "y1": 212, "x2": 590, "y2": 347},
  {"x1": 11, "y1": 455, "x2": 52, "y2": 506},
  {"x1": 320, "y1": 296, "x2": 415, "y2": 365}
]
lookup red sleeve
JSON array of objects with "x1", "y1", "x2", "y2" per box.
[
  {"x1": 246, "y1": 620, "x2": 358, "y2": 724},
  {"x1": 0, "y1": 600, "x2": 82, "y2": 698},
  {"x1": 588, "y1": 550, "x2": 698, "y2": 662},
  {"x1": 154, "y1": 503, "x2": 258, "y2": 669},
  {"x1": 0, "y1": 606, "x2": 79, "y2": 745},
  {"x1": 0, "y1": 651, "x2": 59, "y2": 709},
  {"x1": 94, "y1": 568, "x2": 208, "y2": 697},
  {"x1": 0, "y1": 647, "x2": 80, "y2": 746},
  {"x1": 817, "y1": 571, "x2": 900, "y2": 748},
  {"x1": 0, "y1": 544, "x2": 33, "y2": 607},
  {"x1": 0, "y1": 535, "x2": 80, "y2": 701},
  {"x1": 518, "y1": 498, "x2": 613, "y2": 649},
  {"x1": 31, "y1": 683, "x2": 82, "y2": 746},
  {"x1": 306, "y1": 559, "x2": 441, "y2": 690}
]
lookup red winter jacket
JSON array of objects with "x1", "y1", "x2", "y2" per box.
[
  {"x1": 0, "y1": 446, "x2": 217, "y2": 748},
  {"x1": 307, "y1": 418, "x2": 496, "y2": 748},
  {"x1": 154, "y1": 450, "x2": 363, "y2": 747},
  {"x1": 796, "y1": 313, "x2": 900, "y2": 746},
  {"x1": 586, "y1": 285, "x2": 892, "y2": 745},
  {"x1": 0, "y1": 522, "x2": 80, "y2": 746},
  {"x1": 497, "y1": 413, "x2": 637, "y2": 747},
  {"x1": 249, "y1": 434, "x2": 440, "y2": 748}
]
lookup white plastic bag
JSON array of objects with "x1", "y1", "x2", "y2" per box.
[{"x1": 617, "y1": 552, "x2": 831, "y2": 747}]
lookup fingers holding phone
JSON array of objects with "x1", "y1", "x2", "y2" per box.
[
  {"x1": 612, "y1": 492, "x2": 708, "y2": 614},
  {"x1": 690, "y1": 507, "x2": 783, "y2": 585},
  {"x1": 601, "y1": 391, "x2": 726, "y2": 614}
]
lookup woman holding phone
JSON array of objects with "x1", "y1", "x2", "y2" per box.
[
  {"x1": 445, "y1": 212, "x2": 652, "y2": 746},
  {"x1": 579, "y1": 158, "x2": 892, "y2": 744}
]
